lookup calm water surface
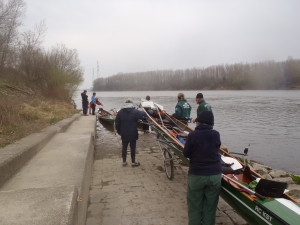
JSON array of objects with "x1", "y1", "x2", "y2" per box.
[{"x1": 74, "y1": 90, "x2": 300, "y2": 174}]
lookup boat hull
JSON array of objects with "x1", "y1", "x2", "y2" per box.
[
  {"x1": 97, "y1": 110, "x2": 115, "y2": 125},
  {"x1": 98, "y1": 116, "x2": 115, "y2": 124},
  {"x1": 221, "y1": 179, "x2": 299, "y2": 225}
]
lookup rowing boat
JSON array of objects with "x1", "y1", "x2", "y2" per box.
[
  {"x1": 140, "y1": 99, "x2": 300, "y2": 225},
  {"x1": 97, "y1": 108, "x2": 116, "y2": 125},
  {"x1": 220, "y1": 148, "x2": 300, "y2": 225}
]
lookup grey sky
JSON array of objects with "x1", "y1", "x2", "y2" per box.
[{"x1": 23, "y1": 0, "x2": 300, "y2": 88}]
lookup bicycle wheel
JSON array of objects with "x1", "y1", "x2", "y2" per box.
[{"x1": 163, "y1": 148, "x2": 174, "y2": 180}]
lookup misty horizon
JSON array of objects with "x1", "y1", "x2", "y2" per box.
[{"x1": 23, "y1": 1, "x2": 300, "y2": 88}]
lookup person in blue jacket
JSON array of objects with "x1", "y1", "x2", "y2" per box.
[
  {"x1": 183, "y1": 110, "x2": 222, "y2": 225},
  {"x1": 91, "y1": 92, "x2": 97, "y2": 115},
  {"x1": 115, "y1": 98, "x2": 147, "y2": 167}
]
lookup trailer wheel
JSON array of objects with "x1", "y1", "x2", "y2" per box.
[{"x1": 163, "y1": 148, "x2": 174, "y2": 180}]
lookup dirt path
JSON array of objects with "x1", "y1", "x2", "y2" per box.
[{"x1": 86, "y1": 122, "x2": 248, "y2": 225}]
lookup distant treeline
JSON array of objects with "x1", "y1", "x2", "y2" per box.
[{"x1": 93, "y1": 58, "x2": 300, "y2": 91}]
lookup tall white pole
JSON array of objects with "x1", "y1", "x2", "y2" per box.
[{"x1": 97, "y1": 61, "x2": 99, "y2": 78}]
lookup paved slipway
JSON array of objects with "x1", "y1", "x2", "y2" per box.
[{"x1": 86, "y1": 122, "x2": 248, "y2": 225}]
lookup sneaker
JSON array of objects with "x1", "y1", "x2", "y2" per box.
[
  {"x1": 123, "y1": 162, "x2": 127, "y2": 166},
  {"x1": 132, "y1": 162, "x2": 140, "y2": 167}
]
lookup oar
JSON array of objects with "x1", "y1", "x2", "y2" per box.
[
  {"x1": 141, "y1": 102, "x2": 169, "y2": 132},
  {"x1": 153, "y1": 103, "x2": 185, "y2": 133},
  {"x1": 222, "y1": 174, "x2": 266, "y2": 200}
]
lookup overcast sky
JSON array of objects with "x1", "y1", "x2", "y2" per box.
[{"x1": 23, "y1": 0, "x2": 300, "y2": 88}]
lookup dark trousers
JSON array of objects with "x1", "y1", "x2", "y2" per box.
[
  {"x1": 83, "y1": 103, "x2": 88, "y2": 115},
  {"x1": 92, "y1": 104, "x2": 96, "y2": 115},
  {"x1": 122, "y1": 140, "x2": 136, "y2": 163},
  {"x1": 142, "y1": 118, "x2": 149, "y2": 132}
]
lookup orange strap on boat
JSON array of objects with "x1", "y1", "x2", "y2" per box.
[{"x1": 169, "y1": 130, "x2": 177, "y2": 138}]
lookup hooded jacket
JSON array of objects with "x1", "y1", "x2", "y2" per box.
[
  {"x1": 183, "y1": 125, "x2": 221, "y2": 176},
  {"x1": 172, "y1": 99, "x2": 192, "y2": 120},
  {"x1": 115, "y1": 103, "x2": 146, "y2": 141}
]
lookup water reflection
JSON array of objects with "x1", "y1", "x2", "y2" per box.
[{"x1": 75, "y1": 90, "x2": 300, "y2": 174}]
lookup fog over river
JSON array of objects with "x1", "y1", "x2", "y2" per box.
[{"x1": 74, "y1": 90, "x2": 300, "y2": 174}]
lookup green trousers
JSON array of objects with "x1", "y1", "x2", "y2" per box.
[{"x1": 187, "y1": 174, "x2": 221, "y2": 225}]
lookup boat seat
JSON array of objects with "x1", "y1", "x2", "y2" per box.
[
  {"x1": 255, "y1": 179, "x2": 287, "y2": 198},
  {"x1": 243, "y1": 165, "x2": 255, "y2": 182},
  {"x1": 222, "y1": 166, "x2": 236, "y2": 174}
]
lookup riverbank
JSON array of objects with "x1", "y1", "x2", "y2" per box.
[
  {"x1": 1, "y1": 113, "x2": 299, "y2": 224},
  {"x1": 0, "y1": 113, "x2": 95, "y2": 225},
  {"x1": 0, "y1": 79, "x2": 79, "y2": 148},
  {"x1": 248, "y1": 161, "x2": 300, "y2": 202}
]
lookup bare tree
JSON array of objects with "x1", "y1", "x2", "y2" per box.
[
  {"x1": 45, "y1": 43, "x2": 84, "y2": 99},
  {"x1": 0, "y1": 0, "x2": 26, "y2": 67},
  {"x1": 17, "y1": 20, "x2": 47, "y2": 78}
]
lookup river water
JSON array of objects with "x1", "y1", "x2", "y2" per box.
[{"x1": 74, "y1": 90, "x2": 300, "y2": 174}]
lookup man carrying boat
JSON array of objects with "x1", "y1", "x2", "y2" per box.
[
  {"x1": 183, "y1": 110, "x2": 221, "y2": 225},
  {"x1": 172, "y1": 93, "x2": 192, "y2": 125},
  {"x1": 115, "y1": 98, "x2": 146, "y2": 167},
  {"x1": 192, "y1": 93, "x2": 212, "y2": 124}
]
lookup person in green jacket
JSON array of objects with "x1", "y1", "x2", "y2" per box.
[
  {"x1": 172, "y1": 93, "x2": 192, "y2": 125},
  {"x1": 192, "y1": 93, "x2": 212, "y2": 123}
]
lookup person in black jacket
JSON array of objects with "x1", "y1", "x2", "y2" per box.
[
  {"x1": 81, "y1": 90, "x2": 89, "y2": 116},
  {"x1": 183, "y1": 110, "x2": 221, "y2": 225},
  {"x1": 115, "y1": 98, "x2": 146, "y2": 167}
]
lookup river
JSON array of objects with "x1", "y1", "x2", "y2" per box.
[{"x1": 74, "y1": 90, "x2": 300, "y2": 174}]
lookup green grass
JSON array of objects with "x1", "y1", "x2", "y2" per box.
[
  {"x1": 290, "y1": 174, "x2": 300, "y2": 184},
  {"x1": 236, "y1": 157, "x2": 249, "y2": 164}
]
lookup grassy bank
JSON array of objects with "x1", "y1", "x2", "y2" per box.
[{"x1": 0, "y1": 78, "x2": 79, "y2": 148}]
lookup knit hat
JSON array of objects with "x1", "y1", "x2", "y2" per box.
[
  {"x1": 195, "y1": 110, "x2": 214, "y2": 125},
  {"x1": 125, "y1": 98, "x2": 133, "y2": 103},
  {"x1": 196, "y1": 93, "x2": 203, "y2": 98}
]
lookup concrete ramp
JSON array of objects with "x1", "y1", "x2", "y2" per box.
[
  {"x1": 66, "y1": 117, "x2": 96, "y2": 136},
  {"x1": 0, "y1": 113, "x2": 81, "y2": 188},
  {"x1": 0, "y1": 186, "x2": 78, "y2": 225},
  {"x1": 0, "y1": 115, "x2": 96, "y2": 225}
]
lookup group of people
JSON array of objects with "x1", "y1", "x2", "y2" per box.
[
  {"x1": 173, "y1": 92, "x2": 220, "y2": 225},
  {"x1": 82, "y1": 90, "x2": 221, "y2": 225},
  {"x1": 80, "y1": 90, "x2": 103, "y2": 116},
  {"x1": 171, "y1": 92, "x2": 212, "y2": 125}
]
